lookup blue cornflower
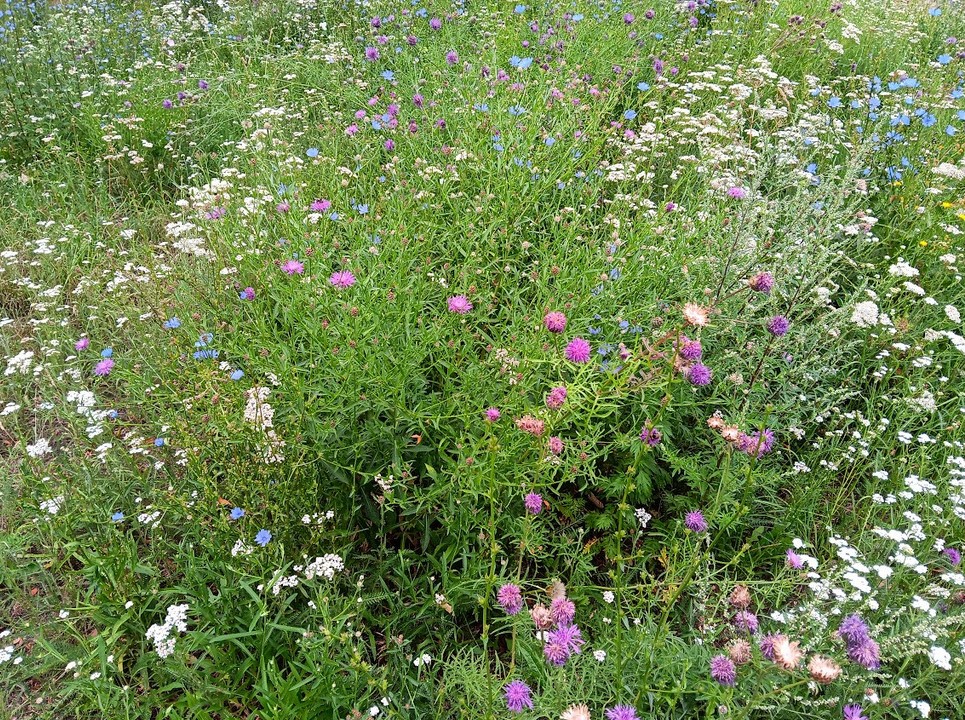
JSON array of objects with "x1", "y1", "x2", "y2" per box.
[
  {"x1": 111, "y1": 511, "x2": 124, "y2": 522},
  {"x1": 544, "y1": 137, "x2": 555, "y2": 146},
  {"x1": 381, "y1": 70, "x2": 395, "y2": 80},
  {"x1": 637, "y1": 81, "x2": 651, "y2": 91},
  {"x1": 930, "y1": 7, "x2": 942, "y2": 16},
  {"x1": 230, "y1": 507, "x2": 245, "y2": 520},
  {"x1": 938, "y1": 54, "x2": 952, "y2": 65},
  {"x1": 514, "y1": 4, "x2": 526, "y2": 12},
  {"x1": 101, "y1": 347, "x2": 113, "y2": 358},
  {"x1": 827, "y1": 96, "x2": 842, "y2": 108},
  {"x1": 508, "y1": 105, "x2": 526, "y2": 116},
  {"x1": 195, "y1": 333, "x2": 214, "y2": 347},
  {"x1": 624, "y1": 109, "x2": 637, "y2": 120},
  {"x1": 154, "y1": 438, "x2": 165, "y2": 447},
  {"x1": 230, "y1": 369, "x2": 244, "y2": 380},
  {"x1": 193, "y1": 349, "x2": 219, "y2": 360},
  {"x1": 306, "y1": 147, "x2": 319, "y2": 158},
  {"x1": 255, "y1": 529, "x2": 272, "y2": 546},
  {"x1": 163, "y1": 317, "x2": 181, "y2": 329}
]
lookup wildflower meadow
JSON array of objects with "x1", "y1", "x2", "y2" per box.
[{"x1": 1, "y1": 0, "x2": 965, "y2": 718}]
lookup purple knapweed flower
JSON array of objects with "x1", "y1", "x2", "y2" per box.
[
  {"x1": 846, "y1": 638, "x2": 881, "y2": 670},
  {"x1": 240, "y1": 287, "x2": 255, "y2": 300},
  {"x1": 549, "y1": 596, "x2": 576, "y2": 625},
  {"x1": 497, "y1": 584, "x2": 524, "y2": 615},
  {"x1": 485, "y1": 407, "x2": 501, "y2": 422},
  {"x1": 365, "y1": 46, "x2": 380, "y2": 61},
  {"x1": 759, "y1": 633, "x2": 779, "y2": 660},
  {"x1": 767, "y1": 315, "x2": 790, "y2": 337},
  {"x1": 687, "y1": 363, "x2": 712, "y2": 386},
  {"x1": 679, "y1": 338, "x2": 702, "y2": 360},
  {"x1": 943, "y1": 547, "x2": 961, "y2": 565},
  {"x1": 162, "y1": 99, "x2": 173, "y2": 109},
  {"x1": 524, "y1": 493, "x2": 543, "y2": 515},
  {"x1": 447, "y1": 295, "x2": 473, "y2": 314},
  {"x1": 684, "y1": 510, "x2": 708, "y2": 533},
  {"x1": 310, "y1": 199, "x2": 331, "y2": 212},
  {"x1": 623, "y1": 12, "x2": 634, "y2": 23},
  {"x1": 546, "y1": 623, "x2": 584, "y2": 661},
  {"x1": 710, "y1": 654, "x2": 737, "y2": 686},
  {"x1": 843, "y1": 705, "x2": 869, "y2": 720},
  {"x1": 606, "y1": 705, "x2": 640, "y2": 720},
  {"x1": 639, "y1": 425, "x2": 662, "y2": 446},
  {"x1": 838, "y1": 614, "x2": 870, "y2": 646},
  {"x1": 503, "y1": 680, "x2": 533, "y2": 713},
  {"x1": 733, "y1": 610, "x2": 759, "y2": 634},
  {"x1": 429, "y1": 17, "x2": 441, "y2": 30},
  {"x1": 544, "y1": 311, "x2": 567, "y2": 333},
  {"x1": 786, "y1": 549, "x2": 805, "y2": 569},
  {"x1": 565, "y1": 337, "x2": 591, "y2": 363},
  {"x1": 75, "y1": 337, "x2": 90, "y2": 351},
  {"x1": 329, "y1": 270, "x2": 356, "y2": 289},
  {"x1": 748, "y1": 272, "x2": 774, "y2": 294},
  {"x1": 282, "y1": 260, "x2": 304, "y2": 275},
  {"x1": 94, "y1": 358, "x2": 115, "y2": 376},
  {"x1": 547, "y1": 436, "x2": 564, "y2": 455},
  {"x1": 445, "y1": 50, "x2": 458, "y2": 65},
  {"x1": 276, "y1": 201, "x2": 290, "y2": 213},
  {"x1": 727, "y1": 186, "x2": 748, "y2": 199},
  {"x1": 545, "y1": 386, "x2": 567, "y2": 409}
]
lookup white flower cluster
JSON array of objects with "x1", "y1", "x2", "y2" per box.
[
  {"x1": 303, "y1": 554, "x2": 344, "y2": 581},
  {"x1": 146, "y1": 604, "x2": 189, "y2": 659},
  {"x1": 243, "y1": 386, "x2": 286, "y2": 463}
]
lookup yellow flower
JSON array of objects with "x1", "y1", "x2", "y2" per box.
[
  {"x1": 941, "y1": 202, "x2": 953, "y2": 208},
  {"x1": 920, "y1": 241, "x2": 928, "y2": 247}
]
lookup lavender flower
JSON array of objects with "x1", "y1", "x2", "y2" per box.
[
  {"x1": 684, "y1": 510, "x2": 708, "y2": 533},
  {"x1": 767, "y1": 315, "x2": 790, "y2": 337},
  {"x1": 710, "y1": 654, "x2": 737, "y2": 685},
  {"x1": 329, "y1": 270, "x2": 356, "y2": 289},
  {"x1": 687, "y1": 363, "x2": 712, "y2": 386},
  {"x1": 846, "y1": 638, "x2": 881, "y2": 669},
  {"x1": 524, "y1": 493, "x2": 543, "y2": 515},
  {"x1": 843, "y1": 705, "x2": 869, "y2": 720},
  {"x1": 282, "y1": 259, "x2": 304, "y2": 275},
  {"x1": 786, "y1": 549, "x2": 805, "y2": 569},
  {"x1": 679, "y1": 338, "x2": 702, "y2": 360},
  {"x1": 497, "y1": 584, "x2": 524, "y2": 615},
  {"x1": 549, "y1": 596, "x2": 575, "y2": 625},
  {"x1": 605, "y1": 705, "x2": 640, "y2": 720},
  {"x1": 503, "y1": 680, "x2": 533, "y2": 712},
  {"x1": 639, "y1": 425, "x2": 662, "y2": 446},
  {"x1": 748, "y1": 272, "x2": 774, "y2": 294},
  {"x1": 94, "y1": 358, "x2": 115, "y2": 376},
  {"x1": 733, "y1": 610, "x2": 759, "y2": 634},
  {"x1": 838, "y1": 614, "x2": 870, "y2": 646},
  {"x1": 943, "y1": 547, "x2": 961, "y2": 565}
]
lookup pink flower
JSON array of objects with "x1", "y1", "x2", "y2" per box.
[
  {"x1": 75, "y1": 337, "x2": 90, "y2": 351},
  {"x1": 547, "y1": 436, "x2": 564, "y2": 455},
  {"x1": 565, "y1": 337, "x2": 591, "y2": 363},
  {"x1": 329, "y1": 270, "x2": 356, "y2": 289},
  {"x1": 447, "y1": 295, "x2": 473, "y2": 314},
  {"x1": 545, "y1": 386, "x2": 567, "y2": 409},
  {"x1": 282, "y1": 260, "x2": 304, "y2": 275},
  {"x1": 544, "y1": 311, "x2": 567, "y2": 333},
  {"x1": 310, "y1": 199, "x2": 331, "y2": 212},
  {"x1": 94, "y1": 358, "x2": 115, "y2": 376},
  {"x1": 524, "y1": 493, "x2": 543, "y2": 515},
  {"x1": 485, "y1": 407, "x2": 501, "y2": 422}
]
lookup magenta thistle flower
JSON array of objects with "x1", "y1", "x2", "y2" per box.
[
  {"x1": 545, "y1": 386, "x2": 567, "y2": 409},
  {"x1": 846, "y1": 637, "x2": 881, "y2": 670},
  {"x1": 329, "y1": 270, "x2": 356, "y2": 289},
  {"x1": 710, "y1": 654, "x2": 737, "y2": 686},
  {"x1": 639, "y1": 425, "x2": 662, "y2": 446},
  {"x1": 738, "y1": 429, "x2": 775, "y2": 457},
  {"x1": 943, "y1": 547, "x2": 961, "y2": 565},
  {"x1": 727, "y1": 186, "x2": 748, "y2": 199},
  {"x1": 546, "y1": 623, "x2": 584, "y2": 662},
  {"x1": 684, "y1": 510, "x2": 708, "y2": 533},
  {"x1": 605, "y1": 705, "x2": 640, "y2": 720},
  {"x1": 75, "y1": 337, "x2": 90, "y2": 351},
  {"x1": 497, "y1": 584, "x2": 524, "y2": 615},
  {"x1": 524, "y1": 493, "x2": 543, "y2": 515},
  {"x1": 547, "y1": 436, "x2": 564, "y2": 455},
  {"x1": 549, "y1": 596, "x2": 575, "y2": 625},
  {"x1": 679, "y1": 338, "x2": 702, "y2": 360},
  {"x1": 310, "y1": 198, "x2": 331, "y2": 212},
  {"x1": 767, "y1": 315, "x2": 790, "y2": 337},
  {"x1": 240, "y1": 287, "x2": 255, "y2": 300},
  {"x1": 759, "y1": 633, "x2": 779, "y2": 660},
  {"x1": 565, "y1": 337, "x2": 591, "y2": 363},
  {"x1": 365, "y1": 46, "x2": 380, "y2": 61},
  {"x1": 843, "y1": 704, "x2": 868, "y2": 720},
  {"x1": 544, "y1": 640, "x2": 568, "y2": 666},
  {"x1": 733, "y1": 610, "x2": 759, "y2": 634},
  {"x1": 544, "y1": 311, "x2": 567, "y2": 332},
  {"x1": 94, "y1": 358, "x2": 115, "y2": 376},
  {"x1": 503, "y1": 680, "x2": 533, "y2": 713},
  {"x1": 838, "y1": 614, "x2": 870, "y2": 646},
  {"x1": 447, "y1": 295, "x2": 473, "y2": 314},
  {"x1": 786, "y1": 549, "x2": 805, "y2": 569},
  {"x1": 748, "y1": 272, "x2": 774, "y2": 294},
  {"x1": 445, "y1": 50, "x2": 458, "y2": 65},
  {"x1": 282, "y1": 259, "x2": 304, "y2": 275},
  {"x1": 686, "y1": 362, "x2": 712, "y2": 386},
  {"x1": 485, "y1": 407, "x2": 501, "y2": 422}
]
